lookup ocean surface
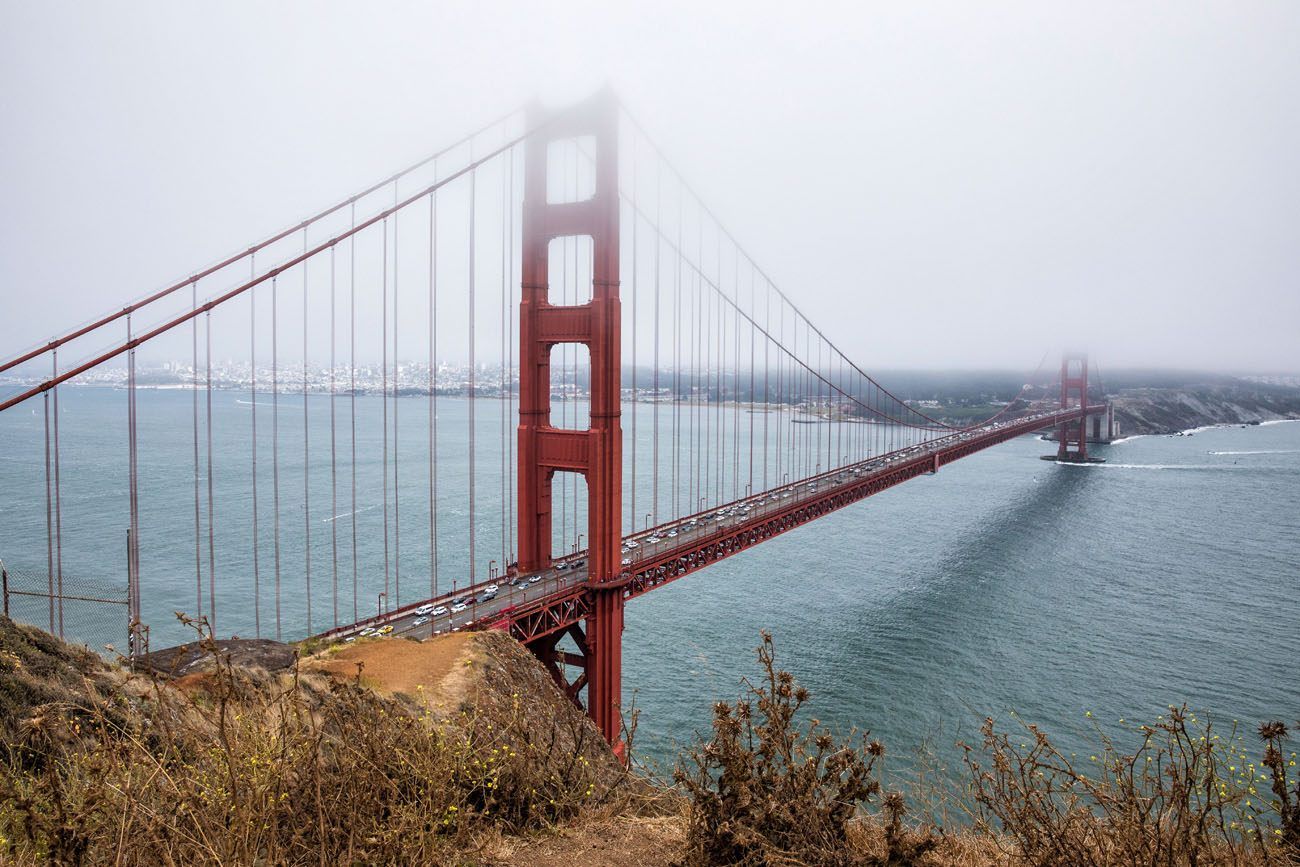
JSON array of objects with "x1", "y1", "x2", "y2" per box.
[{"x1": 1, "y1": 386, "x2": 1297, "y2": 776}]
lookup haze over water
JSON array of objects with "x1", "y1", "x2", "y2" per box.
[{"x1": 1, "y1": 388, "x2": 1296, "y2": 774}]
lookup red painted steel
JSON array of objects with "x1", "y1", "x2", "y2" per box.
[
  {"x1": 517, "y1": 91, "x2": 624, "y2": 742},
  {"x1": 1057, "y1": 352, "x2": 1089, "y2": 462},
  {"x1": 495, "y1": 404, "x2": 1107, "y2": 648}
]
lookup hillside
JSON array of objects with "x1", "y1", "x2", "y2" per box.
[
  {"x1": 1111, "y1": 384, "x2": 1300, "y2": 435},
  {"x1": 0, "y1": 616, "x2": 654, "y2": 864},
  {"x1": 1, "y1": 617, "x2": 1295, "y2": 865}
]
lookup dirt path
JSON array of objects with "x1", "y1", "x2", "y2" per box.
[{"x1": 306, "y1": 633, "x2": 473, "y2": 703}]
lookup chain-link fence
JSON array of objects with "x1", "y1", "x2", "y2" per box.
[{"x1": 1, "y1": 561, "x2": 134, "y2": 658}]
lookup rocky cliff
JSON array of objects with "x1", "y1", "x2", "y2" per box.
[{"x1": 1110, "y1": 384, "x2": 1300, "y2": 435}]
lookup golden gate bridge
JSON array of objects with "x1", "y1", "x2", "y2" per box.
[{"x1": 0, "y1": 91, "x2": 1107, "y2": 745}]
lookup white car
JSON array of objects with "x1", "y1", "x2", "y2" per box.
[
  {"x1": 413, "y1": 616, "x2": 430, "y2": 626},
  {"x1": 359, "y1": 626, "x2": 377, "y2": 637},
  {"x1": 450, "y1": 603, "x2": 468, "y2": 613},
  {"x1": 414, "y1": 604, "x2": 435, "y2": 616},
  {"x1": 431, "y1": 605, "x2": 448, "y2": 616},
  {"x1": 528, "y1": 575, "x2": 541, "y2": 583},
  {"x1": 647, "y1": 535, "x2": 662, "y2": 544},
  {"x1": 485, "y1": 584, "x2": 499, "y2": 594},
  {"x1": 621, "y1": 557, "x2": 631, "y2": 566},
  {"x1": 626, "y1": 540, "x2": 639, "y2": 549},
  {"x1": 667, "y1": 529, "x2": 678, "y2": 538}
]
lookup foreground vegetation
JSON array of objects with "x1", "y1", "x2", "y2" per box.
[{"x1": 0, "y1": 617, "x2": 1295, "y2": 865}]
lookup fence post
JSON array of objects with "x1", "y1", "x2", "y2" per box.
[{"x1": 2, "y1": 562, "x2": 8, "y2": 618}]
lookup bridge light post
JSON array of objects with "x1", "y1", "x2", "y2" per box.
[
  {"x1": 489, "y1": 560, "x2": 497, "y2": 581},
  {"x1": 644, "y1": 513, "x2": 651, "y2": 531},
  {"x1": 377, "y1": 592, "x2": 386, "y2": 617}
]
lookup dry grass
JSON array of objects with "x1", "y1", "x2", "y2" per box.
[
  {"x1": 0, "y1": 615, "x2": 640, "y2": 865},
  {"x1": 673, "y1": 633, "x2": 1299, "y2": 867},
  {"x1": 959, "y1": 708, "x2": 1300, "y2": 866},
  {"x1": 674, "y1": 630, "x2": 938, "y2": 866},
  {"x1": 1, "y1": 617, "x2": 1296, "y2": 866}
]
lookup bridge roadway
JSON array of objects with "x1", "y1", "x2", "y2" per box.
[
  {"x1": 319, "y1": 402, "x2": 1102, "y2": 647},
  {"x1": 319, "y1": 404, "x2": 1105, "y2": 648}
]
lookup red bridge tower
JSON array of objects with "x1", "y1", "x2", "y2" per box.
[
  {"x1": 517, "y1": 92, "x2": 625, "y2": 743},
  {"x1": 1057, "y1": 351, "x2": 1089, "y2": 462}
]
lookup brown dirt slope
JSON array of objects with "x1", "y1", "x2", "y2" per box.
[
  {"x1": 305, "y1": 630, "x2": 624, "y2": 789},
  {"x1": 305, "y1": 632, "x2": 473, "y2": 705}
]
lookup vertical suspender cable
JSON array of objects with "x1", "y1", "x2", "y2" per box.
[
  {"x1": 718, "y1": 256, "x2": 726, "y2": 503},
  {"x1": 652, "y1": 163, "x2": 660, "y2": 526},
  {"x1": 629, "y1": 138, "x2": 637, "y2": 537},
  {"x1": 205, "y1": 310, "x2": 216, "y2": 635},
  {"x1": 690, "y1": 226, "x2": 699, "y2": 513},
  {"x1": 703, "y1": 229, "x2": 711, "y2": 507},
  {"x1": 507, "y1": 149, "x2": 515, "y2": 563},
  {"x1": 303, "y1": 229, "x2": 312, "y2": 631},
  {"x1": 673, "y1": 186, "x2": 682, "y2": 524},
  {"x1": 44, "y1": 389, "x2": 54, "y2": 633},
  {"x1": 571, "y1": 151, "x2": 579, "y2": 549},
  {"x1": 748, "y1": 267, "x2": 755, "y2": 496},
  {"x1": 381, "y1": 217, "x2": 390, "y2": 604},
  {"x1": 127, "y1": 315, "x2": 140, "y2": 636},
  {"x1": 500, "y1": 156, "x2": 507, "y2": 568},
  {"x1": 467, "y1": 168, "x2": 477, "y2": 585},
  {"x1": 733, "y1": 249, "x2": 741, "y2": 500},
  {"x1": 350, "y1": 206, "x2": 359, "y2": 622},
  {"x1": 393, "y1": 191, "x2": 400, "y2": 606},
  {"x1": 571, "y1": 153, "x2": 578, "y2": 549},
  {"x1": 272, "y1": 275, "x2": 282, "y2": 640},
  {"x1": 775, "y1": 299, "x2": 783, "y2": 488},
  {"x1": 52, "y1": 351, "x2": 63, "y2": 637},
  {"x1": 251, "y1": 257, "x2": 260, "y2": 638},
  {"x1": 192, "y1": 284, "x2": 203, "y2": 621},
  {"x1": 763, "y1": 279, "x2": 770, "y2": 492},
  {"x1": 330, "y1": 244, "x2": 338, "y2": 627},
  {"x1": 429, "y1": 190, "x2": 438, "y2": 598}
]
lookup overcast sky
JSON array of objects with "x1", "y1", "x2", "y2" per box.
[{"x1": 2, "y1": 2, "x2": 1298, "y2": 373}]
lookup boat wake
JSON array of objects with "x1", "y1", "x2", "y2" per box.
[
  {"x1": 1206, "y1": 449, "x2": 1300, "y2": 456},
  {"x1": 323, "y1": 504, "x2": 379, "y2": 523},
  {"x1": 1055, "y1": 461, "x2": 1237, "y2": 470}
]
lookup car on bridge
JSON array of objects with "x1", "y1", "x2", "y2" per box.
[{"x1": 431, "y1": 605, "x2": 448, "y2": 616}]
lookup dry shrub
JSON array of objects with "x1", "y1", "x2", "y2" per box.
[
  {"x1": 960, "y1": 706, "x2": 1300, "y2": 866},
  {"x1": 0, "y1": 616, "x2": 630, "y2": 865},
  {"x1": 675, "y1": 631, "x2": 935, "y2": 866}
]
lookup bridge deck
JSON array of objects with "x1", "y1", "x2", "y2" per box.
[{"x1": 318, "y1": 404, "x2": 1105, "y2": 647}]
